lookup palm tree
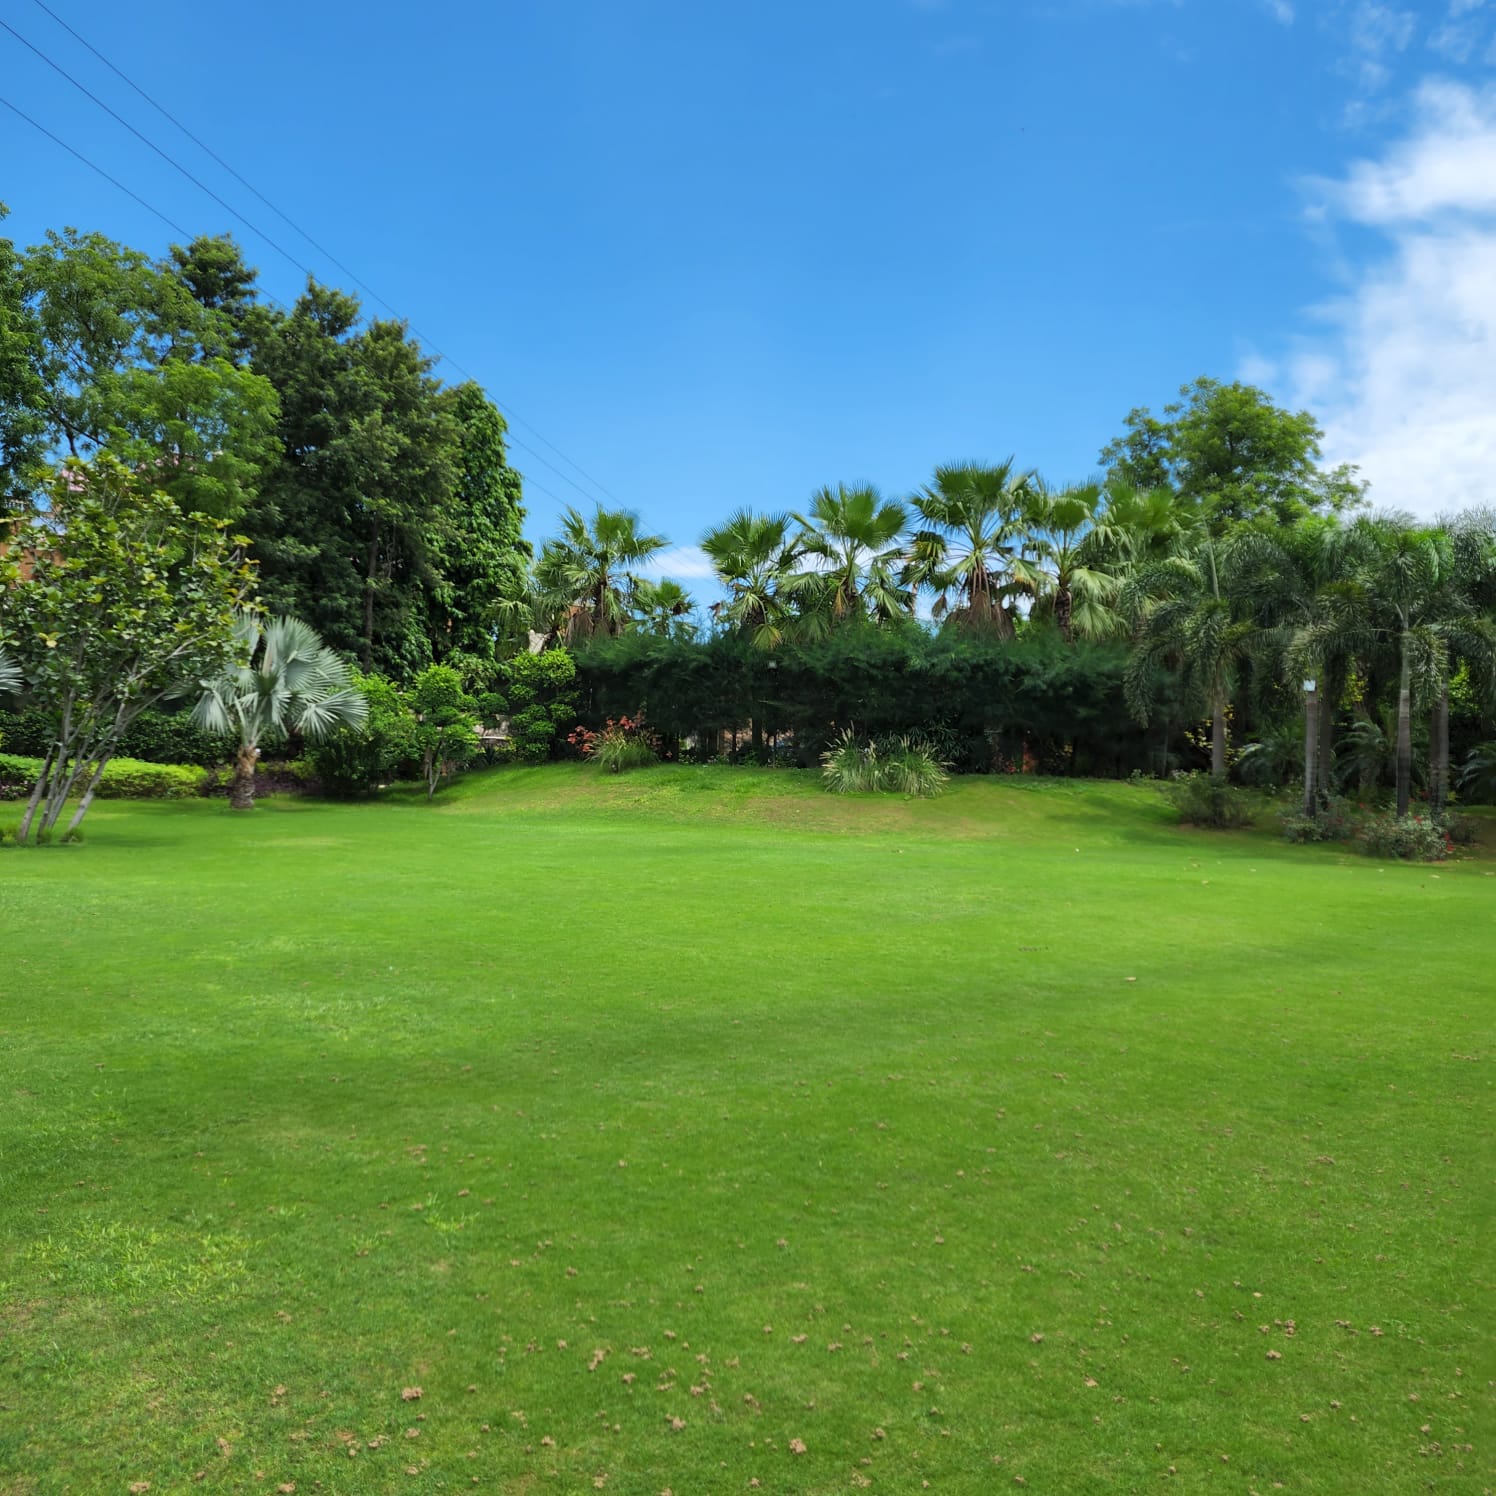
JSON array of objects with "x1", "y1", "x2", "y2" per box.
[
  {"x1": 1434, "y1": 512, "x2": 1496, "y2": 813},
  {"x1": 0, "y1": 646, "x2": 19, "y2": 698},
  {"x1": 534, "y1": 506, "x2": 667, "y2": 644},
  {"x1": 1015, "y1": 481, "x2": 1122, "y2": 643},
  {"x1": 1352, "y1": 518, "x2": 1496, "y2": 817},
  {"x1": 700, "y1": 509, "x2": 804, "y2": 649},
  {"x1": 195, "y1": 612, "x2": 367, "y2": 810},
  {"x1": 1124, "y1": 537, "x2": 1256, "y2": 780},
  {"x1": 1231, "y1": 517, "x2": 1370, "y2": 809},
  {"x1": 909, "y1": 461, "x2": 1033, "y2": 636},
  {"x1": 631, "y1": 577, "x2": 697, "y2": 638},
  {"x1": 1085, "y1": 481, "x2": 1193, "y2": 575},
  {"x1": 791, "y1": 484, "x2": 910, "y2": 624}
]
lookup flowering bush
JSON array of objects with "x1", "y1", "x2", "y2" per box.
[
  {"x1": 1278, "y1": 797, "x2": 1355, "y2": 844},
  {"x1": 1359, "y1": 811, "x2": 1451, "y2": 862},
  {"x1": 567, "y1": 715, "x2": 657, "y2": 773}
]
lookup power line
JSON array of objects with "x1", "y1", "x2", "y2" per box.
[
  {"x1": 20, "y1": 0, "x2": 633, "y2": 515},
  {"x1": 1, "y1": 92, "x2": 192, "y2": 239},
  {"x1": 0, "y1": 100, "x2": 573, "y2": 514}
]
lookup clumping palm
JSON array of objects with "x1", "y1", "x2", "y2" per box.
[{"x1": 821, "y1": 730, "x2": 948, "y2": 797}]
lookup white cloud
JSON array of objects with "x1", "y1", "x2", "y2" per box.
[
  {"x1": 1262, "y1": 81, "x2": 1496, "y2": 517},
  {"x1": 639, "y1": 544, "x2": 718, "y2": 582},
  {"x1": 1262, "y1": 0, "x2": 1295, "y2": 23}
]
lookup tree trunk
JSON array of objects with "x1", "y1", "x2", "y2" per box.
[
  {"x1": 1055, "y1": 585, "x2": 1073, "y2": 645},
  {"x1": 1430, "y1": 682, "x2": 1450, "y2": 817},
  {"x1": 230, "y1": 743, "x2": 259, "y2": 811},
  {"x1": 1302, "y1": 687, "x2": 1320, "y2": 818},
  {"x1": 751, "y1": 716, "x2": 764, "y2": 762},
  {"x1": 65, "y1": 756, "x2": 112, "y2": 838},
  {"x1": 1395, "y1": 643, "x2": 1412, "y2": 818},
  {"x1": 1317, "y1": 667, "x2": 1335, "y2": 799},
  {"x1": 1211, "y1": 703, "x2": 1227, "y2": 781},
  {"x1": 17, "y1": 743, "x2": 55, "y2": 843},
  {"x1": 362, "y1": 522, "x2": 379, "y2": 672}
]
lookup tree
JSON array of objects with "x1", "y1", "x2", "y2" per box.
[
  {"x1": 407, "y1": 664, "x2": 478, "y2": 797},
  {"x1": 1101, "y1": 377, "x2": 1366, "y2": 532},
  {"x1": 1124, "y1": 536, "x2": 1257, "y2": 780},
  {"x1": 0, "y1": 205, "x2": 49, "y2": 514},
  {"x1": 424, "y1": 383, "x2": 530, "y2": 660},
  {"x1": 194, "y1": 612, "x2": 367, "y2": 811},
  {"x1": 242, "y1": 286, "x2": 461, "y2": 674},
  {"x1": 792, "y1": 483, "x2": 909, "y2": 624},
  {"x1": 0, "y1": 456, "x2": 254, "y2": 842},
  {"x1": 700, "y1": 509, "x2": 805, "y2": 649},
  {"x1": 17, "y1": 226, "x2": 278, "y2": 519},
  {"x1": 306, "y1": 671, "x2": 419, "y2": 797},
  {"x1": 908, "y1": 462, "x2": 1032, "y2": 637},
  {"x1": 631, "y1": 577, "x2": 697, "y2": 638},
  {"x1": 1015, "y1": 481, "x2": 1121, "y2": 643},
  {"x1": 534, "y1": 506, "x2": 666, "y2": 643},
  {"x1": 167, "y1": 234, "x2": 262, "y2": 361}
]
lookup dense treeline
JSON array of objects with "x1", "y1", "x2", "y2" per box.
[
  {"x1": 0, "y1": 213, "x2": 529, "y2": 677},
  {"x1": 3, "y1": 212, "x2": 1496, "y2": 835}
]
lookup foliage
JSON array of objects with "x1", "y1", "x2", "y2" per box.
[
  {"x1": 497, "y1": 649, "x2": 578, "y2": 762},
  {"x1": 1458, "y1": 741, "x2": 1496, "y2": 803},
  {"x1": 0, "y1": 455, "x2": 254, "y2": 842},
  {"x1": 194, "y1": 613, "x2": 366, "y2": 811},
  {"x1": 1100, "y1": 376, "x2": 1366, "y2": 530},
  {"x1": 820, "y1": 729, "x2": 948, "y2": 797},
  {"x1": 0, "y1": 752, "x2": 203, "y2": 800},
  {"x1": 407, "y1": 664, "x2": 478, "y2": 797},
  {"x1": 792, "y1": 483, "x2": 909, "y2": 624},
  {"x1": 1162, "y1": 770, "x2": 1256, "y2": 828},
  {"x1": 15, "y1": 225, "x2": 279, "y2": 519},
  {"x1": 424, "y1": 382, "x2": 529, "y2": 659},
  {"x1": 1359, "y1": 811, "x2": 1451, "y2": 862},
  {"x1": 534, "y1": 506, "x2": 666, "y2": 644},
  {"x1": 306, "y1": 671, "x2": 419, "y2": 796},
  {"x1": 1278, "y1": 797, "x2": 1355, "y2": 843},
  {"x1": 566, "y1": 714, "x2": 657, "y2": 773},
  {"x1": 239, "y1": 285, "x2": 461, "y2": 675}
]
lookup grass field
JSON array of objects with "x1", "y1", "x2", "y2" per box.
[{"x1": 2, "y1": 766, "x2": 1492, "y2": 1495}]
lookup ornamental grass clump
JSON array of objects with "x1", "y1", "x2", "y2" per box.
[
  {"x1": 567, "y1": 715, "x2": 657, "y2": 773},
  {"x1": 820, "y1": 730, "x2": 947, "y2": 798}
]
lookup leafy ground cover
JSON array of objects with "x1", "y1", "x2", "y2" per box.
[{"x1": 2, "y1": 767, "x2": 1492, "y2": 1494}]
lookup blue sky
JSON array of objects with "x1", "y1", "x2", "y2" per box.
[{"x1": 4, "y1": 0, "x2": 1495, "y2": 586}]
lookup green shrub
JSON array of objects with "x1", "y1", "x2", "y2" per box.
[
  {"x1": 1164, "y1": 771, "x2": 1255, "y2": 829},
  {"x1": 4, "y1": 754, "x2": 217, "y2": 801},
  {"x1": 821, "y1": 731, "x2": 948, "y2": 798},
  {"x1": 567, "y1": 715, "x2": 657, "y2": 773},
  {"x1": 1441, "y1": 812, "x2": 1477, "y2": 846},
  {"x1": 1278, "y1": 797, "x2": 1355, "y2": 843},
  {"x1": 1359, "y1": 812, "x2": 1450, "y2": 862},
  {"x1": 308, "y1": 673, "x2": 418, "y2": 796}
]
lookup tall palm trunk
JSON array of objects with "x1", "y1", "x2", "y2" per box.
[
  {"x1": 1395, "y1": 640, "x2": 1412, "y2": 817},
  {"x1": 1430, "y1": 683, "x2": 1450, "y2": 816},
  {"x1": 1055, "y1": 584, "x2": 1073, "y2": 644},
  {"x1": 1211, "y1": 700, "x2": 1227, "y2": 781},
  {"x1": 1302, "y1": 685, "x2": 1320, "y2": 817},
  {"x1": 1317, "y1": 664, "x2": 1336, "y2": 799},
  {"x1": 230, "y1": 742, "x2": 259, "y2": 811}
]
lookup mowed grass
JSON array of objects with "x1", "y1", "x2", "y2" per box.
[{"x1": 1, "y1": 766, "x2": 1492, "y2": 1496}]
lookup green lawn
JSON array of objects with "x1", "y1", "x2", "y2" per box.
[{"x1": 2, "y1": 767, "x2": 1492, "y2": 1495}]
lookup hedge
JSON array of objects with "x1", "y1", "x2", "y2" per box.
[{"x1": 0, "y1": 754, "x2": 207, "y2": 801}]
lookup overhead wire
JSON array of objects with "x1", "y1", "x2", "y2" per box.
[{"x1": 6, "y1": 7, "x2": 625, "y2": 516}]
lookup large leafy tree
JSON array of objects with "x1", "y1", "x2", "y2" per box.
[
  {"x1": 424, "y1": 383, "x2": 530, "y2": 661},
  {"x1": 1101, "y1": 377, "x2": 1366, "y2": 532},
  {"x1": 908, "y1": 461, "x2": 1032, "y2": 636},
  {"x1": 534, "y1": 506, "x2": 666, "y2": 643},
  {"x1": 243, "y1": 286, "x2": 461, "y2": 674},
  {"x1": 194, "y1": 612, "x2": 367, "y2": 811},
  {"x1": 0, "y1": 205, "x2": 49, "y2": 514},
  {"x1": 0, "y1": 455, "x2": 255, "y2": 841},
  {"x1": 16, "y1": 227, "x2": 278, "y2": 520}
]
